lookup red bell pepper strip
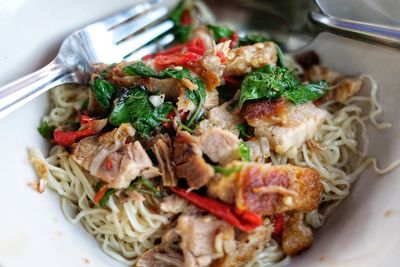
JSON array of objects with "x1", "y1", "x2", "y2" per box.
[
  {"x1": 53, "y1": 115, "x2": 96, "y2": 147},
  {"x1": 169, "y1": 187, "x2": 263, "y2": 232},
  {"x1": 93, "y1": 185, "x2": 108, "y2": 204},
  {"x1": 272, "y1": 213, "x2": 284, "y2": 236}
]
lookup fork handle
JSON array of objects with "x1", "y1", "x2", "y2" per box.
[
  {"x1": 0, "y1": 58, "x2": 73, "y2": 119},
  {"x1": 310, "y1": 11, "x2": 400, "y2": 49}
]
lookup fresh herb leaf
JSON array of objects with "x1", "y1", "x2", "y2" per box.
[
  {"x1": 239, "y1": 141, "x2": 251, "y2": 162},
  {"x1": 99, "y1": 188, "x2": 116, "y2": 206},
  {"x1": 110, "y1": 86, "x2": 174, "y2": 137},
  {"x1": 207, "y1": 24, "x2": 234, "y2": 40},
  {"x1": 236, "y1": 123, "x2": 253, "y2": 139},
  {"x1": 128, "y1": 177, "x2": 160, "y2": 198},
  {"x1": 170, "y1": 0, "x2": 192, "y2": 43},
  {"x1": 92, "y1": 77, "x2": 118, "y2": 110},
  {"x1": 274, "y1": 44, "x2": 285, "y2": 68},
  {"x1": 94, "y1": 181, "x2": 103, "y2": 192},
  {"x1": 37, "y1": 121, "x2": 55, "y2": 140},
  {"x1": 123, "y1": 62, "x2": 206, "y2": 128},
  {"x1": 239, "y1": 34, "x2": 268, "y2": 45},
  {"x1": 236, "y1": 65, "x2": 328, "y2": 110},
  {"x1": 213, "y1": 165, "x2": 243, "y2": 176},
  {"x1": 283, "y1": 80, "x2": 328, "y2": 105}
]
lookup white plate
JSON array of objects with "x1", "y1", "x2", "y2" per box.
[{"x1": 1, "y1": 1, "x2": 400, "y2": 267}]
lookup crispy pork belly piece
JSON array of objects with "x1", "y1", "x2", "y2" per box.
[
  {"x1": 196, "y1": 104, "x2": 244, "y2": 136},
  {"x1": 199, "y1": 41, "x2": 277, "y2": 90},
  {"x1": 177, "y1": 215, "x2": 236, "y2": 267},
  {"x1": 254, "y1": 103, "x2": 327, "y2": 154},
  {"x1": 245, "y1": 137, "x2": 270, "y2": 162},
  {"x1": 305, "y1": 65, "x2": 341, "y2": 85},
  {"x1": 208, "y1": 162, "x2": 322, "y2": 216},
  {"x1": 152, "y1": 134, "x2": 177, "y2": 187},
  {"x1": 173, "y1": 131, "x2": 215, "y2": 189},
  {"x1": 200, "y1": 41, "x2": 231, "y2": 90},
  {"x1": 204, "y1": 90, "x2": 219, "y2": 110},
  {"x1": 198, "y1": 128, "x2": 240, "y2": 164},
  {"x1": 306, "y1": 65, "x2": 362, "y2": 103},
  {"x1": 99, "y1": 61, "x2": 185, "y2": 100},
  {"x1": 321, "y1": 78, "x2": 362, "y2": 103},
  {"x1": 72, "y1": 124, "x2": 158, "y2": 188},
  {"x1": 136, "y1": 250, "x2": 183, "y2": 267},
  {"x1": 224, "y1": 42, "x2": 277, "y2": 77},
  {"x1": 136, "y1": 225, "x2": 184, "y2": 267},
  {"x1": 212, "y1": 224, "x2": 272, "y2": 267},
  {"x1": 241, "y1": 98, "x2": 288, "y2": 126},
  {"x1": 282, "y1": 212, "x2": 313, "y2": 255},
  {"x1": 160, "y1": 195, "x2": 198, "y2": 215},
  {"x1": 192, "y1": 26, "x2": 214, "y2": 50}
]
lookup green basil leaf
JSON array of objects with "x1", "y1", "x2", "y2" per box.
[
  {"x1": 213, "y1": 165, "x2": 243, "y2": 176},
  {"x1": 284, "y1": 81, "x2": 328, "y2": 105},
  {"x1": 236, "y1": 123, "x2": 253, "y2": 139},
  {"x1": 123, "y1": 62, "x2": 206, "y2": 128},
  {"x1": 37, "y1": 121, "x2": 55, "y2": 140},
  {"x1": 128, "y1": 177, "x2": 160, "y2": 198},
  {"x1": 239, "y1": 141, "x2": 251, "y2": 162},
  {"x1": 207, "y1": 24, "x2": 234, "y2": 40},
  {"x1": 99, "y1": 188, "x2": 116, "y2": 206},
  {"x1": 110, "y1": 86, "x2": 175, "y2": 137},
  {"x1": 92, "y1": 77, "x2": 118, "y2": 110},
  {"x1": 239, "y1": 34, "x2": 267, "y2": 46},
  {"x1": 236, "y1": 65, "x2": 328, "y2": 110},
  {"x1": 170, "y1": 0, "x2": 192, "y2": 43}
]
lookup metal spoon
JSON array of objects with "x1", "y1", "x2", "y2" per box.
[{"x1": 202, "y1": 0, "x2": 400, "y2": 51}]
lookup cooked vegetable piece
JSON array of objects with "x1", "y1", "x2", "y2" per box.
[
  {"x1": 91, "y1": 77, "x2": 117, "y2": 110},
  {"x1": 53, "y1": 115, "x2": 98, "y2": 147},
  {"x1": 238, "y1": 141, "x2": 251, "y2": 162},
  {"x1": 207, "y1": 24, "x2": 234, "y2": 40},
  {"x1": 236, "y1": 123, "x2": 253, "y2": 139},
  {"x1": 123, "y1": 62, "x2": 206, "y2": 127},
  {"x1": 213, "y1": 165, "x2": 242, "y2": 176},
  {"x1": 169, "y1": 187, "x2": 263, "y2": 231},
  {"x1": 170, "y1": 0, "x2": 192, "y2": 43},
  {"x1": 110, "y1": 86, "x2": 174, "y2": 137},
  {"x1": 236, "y1": 65, "x2": 328, "y2": 110},
  {"x1": 37, "y1": 121, "x2": 55, "y2": 140},
  {"x1": 128, "y1": 177, "x2": 160, "y2": 198}
]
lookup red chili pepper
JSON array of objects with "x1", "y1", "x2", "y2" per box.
[
  {"x1": 224, "y1": 76, "x2": 241, "y2": 87},
  {"x1": 53, "y1": 115, "x2": 96, "y2": 147},
  {"x1": 216, "y1": 51, "x2": 227, "y2": 63},
  {"x1": 161, "y1": 111, "x2": 176, "y2": 129},
  {"x1": 230, "y1": 32, "x2": 239, "y2": 48},
  {"x1": 272, "y1": 213, "x2": 284, "y2": 236},
  {"x1": 218, "y1": 32, "x2": 239, "y2": 48},
  {"x1": 94, "y1": 185, "x2": 108, "y2": 204},
  {"x1": 105, "y1": 156, "x2": 113, "y2": 171},
  {"x1": 143, "y1": 54, "x2": 153, "y2": 61},
  {"x1": 162, "y1": 110, "x2": 190, "y2": 129},
  {"x1": 180, "y1": 9, "x2": 192, "y2": 25},
  {"x1": 153, "y1": 37, "x2": 206, "y2": 70},
  {"x1": 169, "y1": 187, "x2": 263, "y2": 232}
]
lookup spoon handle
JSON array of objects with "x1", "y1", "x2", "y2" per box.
[{"x1": 310, "y1": 11, "x2": 400, "y2": 49}]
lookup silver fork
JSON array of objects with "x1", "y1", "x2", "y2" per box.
[{"x1": 0, "y1": 0, "x2": 177, "y2": 119}]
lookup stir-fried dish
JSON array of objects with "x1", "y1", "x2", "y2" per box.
[{"x1": 29, "y1": 1, "x2": 393, "y2": 266}]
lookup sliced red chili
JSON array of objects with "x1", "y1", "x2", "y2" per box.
[
  {"x1": 53, "y1": 115, "x2": 96, "y2": 147},
  {"x1": 94, "y1": 185, "x2": 108, "y2": 204},
  {"x1": 272, "y1": 213, "x2": 285, "y2": 236},
  {"x1": 169, "y1": 187, "x2": 263, "y2": 232},
  {"x1": 180, "y1": 9, "x2": 192, "y2": 25}
]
